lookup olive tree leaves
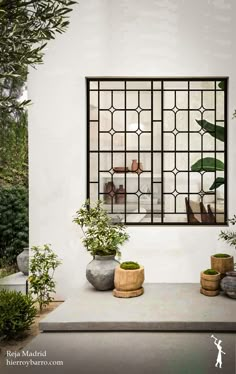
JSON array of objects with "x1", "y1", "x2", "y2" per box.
[{"x1": 0, "y1": 0, "x2": 77, "y2": 116}]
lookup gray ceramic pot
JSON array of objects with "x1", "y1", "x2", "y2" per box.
[
  {"x1": 86, "y1": 254, "x2": 119, "y2": 291},
  {"x1": 221, "y1": 271, "x2": 236, "y2": 298},
  {"x1": 17, "y1": 247, "x2": 29, "y2": 275}
]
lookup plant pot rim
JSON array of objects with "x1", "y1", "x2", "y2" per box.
[
  {"x1": 211, "y1": 254, "x2": 233, "y2": 259},
  {"x1": 201, "y1": 271, "x2": 221, "y2": 281},
  {"x1": 94, "y1": 254, "x2": 116, "y2": 260},
  {"x1": 225, "y1": 271, "x2": 236, "y2": 276},
  {"x1": 201, "y1": 270, "x2": 220, "y2": 276},
  {"x1": 118, "y1": 265, "x2": 144, "y2": 271}
]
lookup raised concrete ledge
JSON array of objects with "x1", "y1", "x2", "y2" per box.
[
  {"x1": 0, "y1": 272, "x2": 27, "y2": 294},
  {"x1": 40, "y1": 283, "x2": 236, "y2": 332}
]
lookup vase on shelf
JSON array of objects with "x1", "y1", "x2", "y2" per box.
[
  {"x1": 131, "y1": 159, "x2": 138, "y2": 172},
  {"x1": 104, "y1": 182, "x2": 116, "y2": 204},
  {"x1": 116, "y1": 184, "x2": 125, "y2": 204}
]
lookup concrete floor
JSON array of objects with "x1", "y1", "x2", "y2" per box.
[
  {"x1": 2, "y1": 332, "x2": 236, "y2": 374},
  {"x1": 40, "y1": 284, "x2": 236, "y2": 331},
  {"x1": 2, "y1": 284, "x2": 236, "y2": 374}
]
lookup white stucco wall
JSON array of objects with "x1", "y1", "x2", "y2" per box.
[{"x1": 28, "y1": 0, "x2": 236, "y2": 299}]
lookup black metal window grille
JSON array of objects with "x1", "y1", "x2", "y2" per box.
[{"x1": 87, "y1": 77, "x2": 227, "y2": 225}]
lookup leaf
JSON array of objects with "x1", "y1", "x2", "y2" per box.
[
  {"x1": 209, "y1": 177, "x2": 225, "y2": 190},
  {"x1": 196, "y1": 120, "x2": 224, "y2": 142},
  {"x1": 218, "y1": 81, "x2": 225, "y2": 90},
  {"x1": 191, "y1": 157, "x2": 224, "y2": 172}
]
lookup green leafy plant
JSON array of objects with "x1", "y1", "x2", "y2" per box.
[
  {"x1": 29, "y1": 244, "x2": 61, "y2": 312},
  {"x1": 0, "y1": 111, "x2": 28, "y2": 187},
  {"x1": 191, "y1": 81, "x2": 225, "y2": 191},
  {"x1": 0, "y1": 186, "x2": 28, "y2": 267},
  {"x1": 120, "y1": 261, "x2": 140, "y2": 270},
  {"x1": 203, "y1": 269, "x2": 219, "y2": 275},
  {"x1": 73, "y1": 200, "x2": 129, "y2": 257},
  {"x1": 0, "y1": 289, "x2": 36, "y2": 339},
  {"x1": 0, "y1": 0, "x2": 77, "y2": 117},
  {"x1": 219, "y1": 216, "x2": 236, "y2": 251}
]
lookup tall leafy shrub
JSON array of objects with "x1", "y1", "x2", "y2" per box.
[{"x1": 0, "y1": 186, "x2": 28, "y2": 266}]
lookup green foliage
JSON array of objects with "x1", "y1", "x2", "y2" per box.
[
  {"x1": 0, "y1": 111, "x2": 28, "y2": 186},
  {"x1": 120, "y1": 261, "x2": 140, "y2": 270},
  {"x1": 0, "y1": 289, "x2": 36, "y2": 339},
  {"x1": 191, "y1": 95, "x2": 225, "y2": 191},
  {"x1": 29, "y1": 244, "x2": 61, "y2": 312},
  {"x1": 195, "y1": 120, "x2": 224, "y2": 142},
  {"x1": 73, "y1": 200, "x2": 129, "y2": 257},
  {"x1": 209, "y1": 177, "x2": 225, "y2": 191},
  {"x1": 0, "y1": 186, "x2": 28, "y2": 267},
  {"x1": 218, "y1": 81, "x2": 225, "y2": 91},
  {"x1": 213, "y1": 253, "x2": 231, "y2": 258},
  {"x1": 203, "y1": 269, "x2": 219, "y2": 275},
  {"x1": 0, "y1": 0, "x2": 77, "y2": 117},
  {"x1": 219, "y1": 215, "x2": 236, "y2": 251},
  {"x1": 191, "y1": 157, "x2": 224, "y2": 172},
  {"x1": 233, "y1": 110, "x2": 236, "y2": 119}
]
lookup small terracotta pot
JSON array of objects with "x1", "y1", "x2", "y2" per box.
[{"x1": 131, "y1": 159, "x2": 138, "y2": 172}]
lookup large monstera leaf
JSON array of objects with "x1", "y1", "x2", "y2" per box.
[
  {"x1": 191, "y1": 158, "x2": 224, "y2": 190},
  {"x1": 195, "y1": 120, "x2": 224, "y2": 142},
  {"x1": 191, "y1": 157, "x2": 224, "y2": 172},
  {"x1": 190, "y1": 81, "x2": 225, "y2": 192}
]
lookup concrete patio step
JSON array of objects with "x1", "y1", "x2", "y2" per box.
[
  {"x1": 0, "y1": 272, "x2": 27, "y2": 294},
  {"x1": 39, "y1": 283, "x2": 236, "y2": 332}
]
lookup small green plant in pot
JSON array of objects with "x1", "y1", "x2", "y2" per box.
[
  {"x1": 113, "y1": 261, "x2": 145, "y2": 298},
  {"x1": 120, "y1": 261, "x2": 140, "y2": 270},
  {"x1": 200, "y1": 269, "x2": 221, "y2": 297},
  {"x1": 211, "y1": 253, "x2": 234, "y2": 278},
  {"x1": 73, "y1": 200, "x2": 129, "y2": 291}
]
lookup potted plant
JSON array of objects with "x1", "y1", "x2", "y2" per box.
[
  {"x1": 73, "y1": 200, "x2": 129, "y2": 291},
  {"x1": 218, "y1": 216, "x2": 236, "y2": 298},
  {"x1": 200, "y1": 269, "x2": 221, "y2": 297},
  {"x1": 211, "y1": 253, "x2": 234, "y2": 278},
  {"x1": 113, "y1": 261, "x2": 144, "y2": 298}
]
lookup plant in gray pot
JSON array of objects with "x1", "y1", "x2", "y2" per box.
[
  {"x1": 73, "y1": 200, "x2": 129, "y2": 291},
  {"x1": 219, "y1": 215, "x2": 236, "y2": 298}
]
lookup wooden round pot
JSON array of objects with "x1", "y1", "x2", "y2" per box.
[
  {"x1": 113, "y1": 265, "x2": 144, "y2": 298},
  {"x1": 201, "y1": 271, "x2": 221, "y2": 290},
  {"x1": 211, "y1": 255, "x2": 234, "y2": 278}
]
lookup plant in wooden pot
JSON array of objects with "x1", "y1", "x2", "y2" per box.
[
  {"x1": 200, "y1": 269, "x2": 221, "y2": 296},
  {"x1": 211, "y1": 253, "x2": 234, "y2": 279},
  {"x1": 73, "y1": 200, "x2": 129, "y2": 291},
  {"x1": 113, "y1": 261, "x2": 144, "y2": 298}
]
